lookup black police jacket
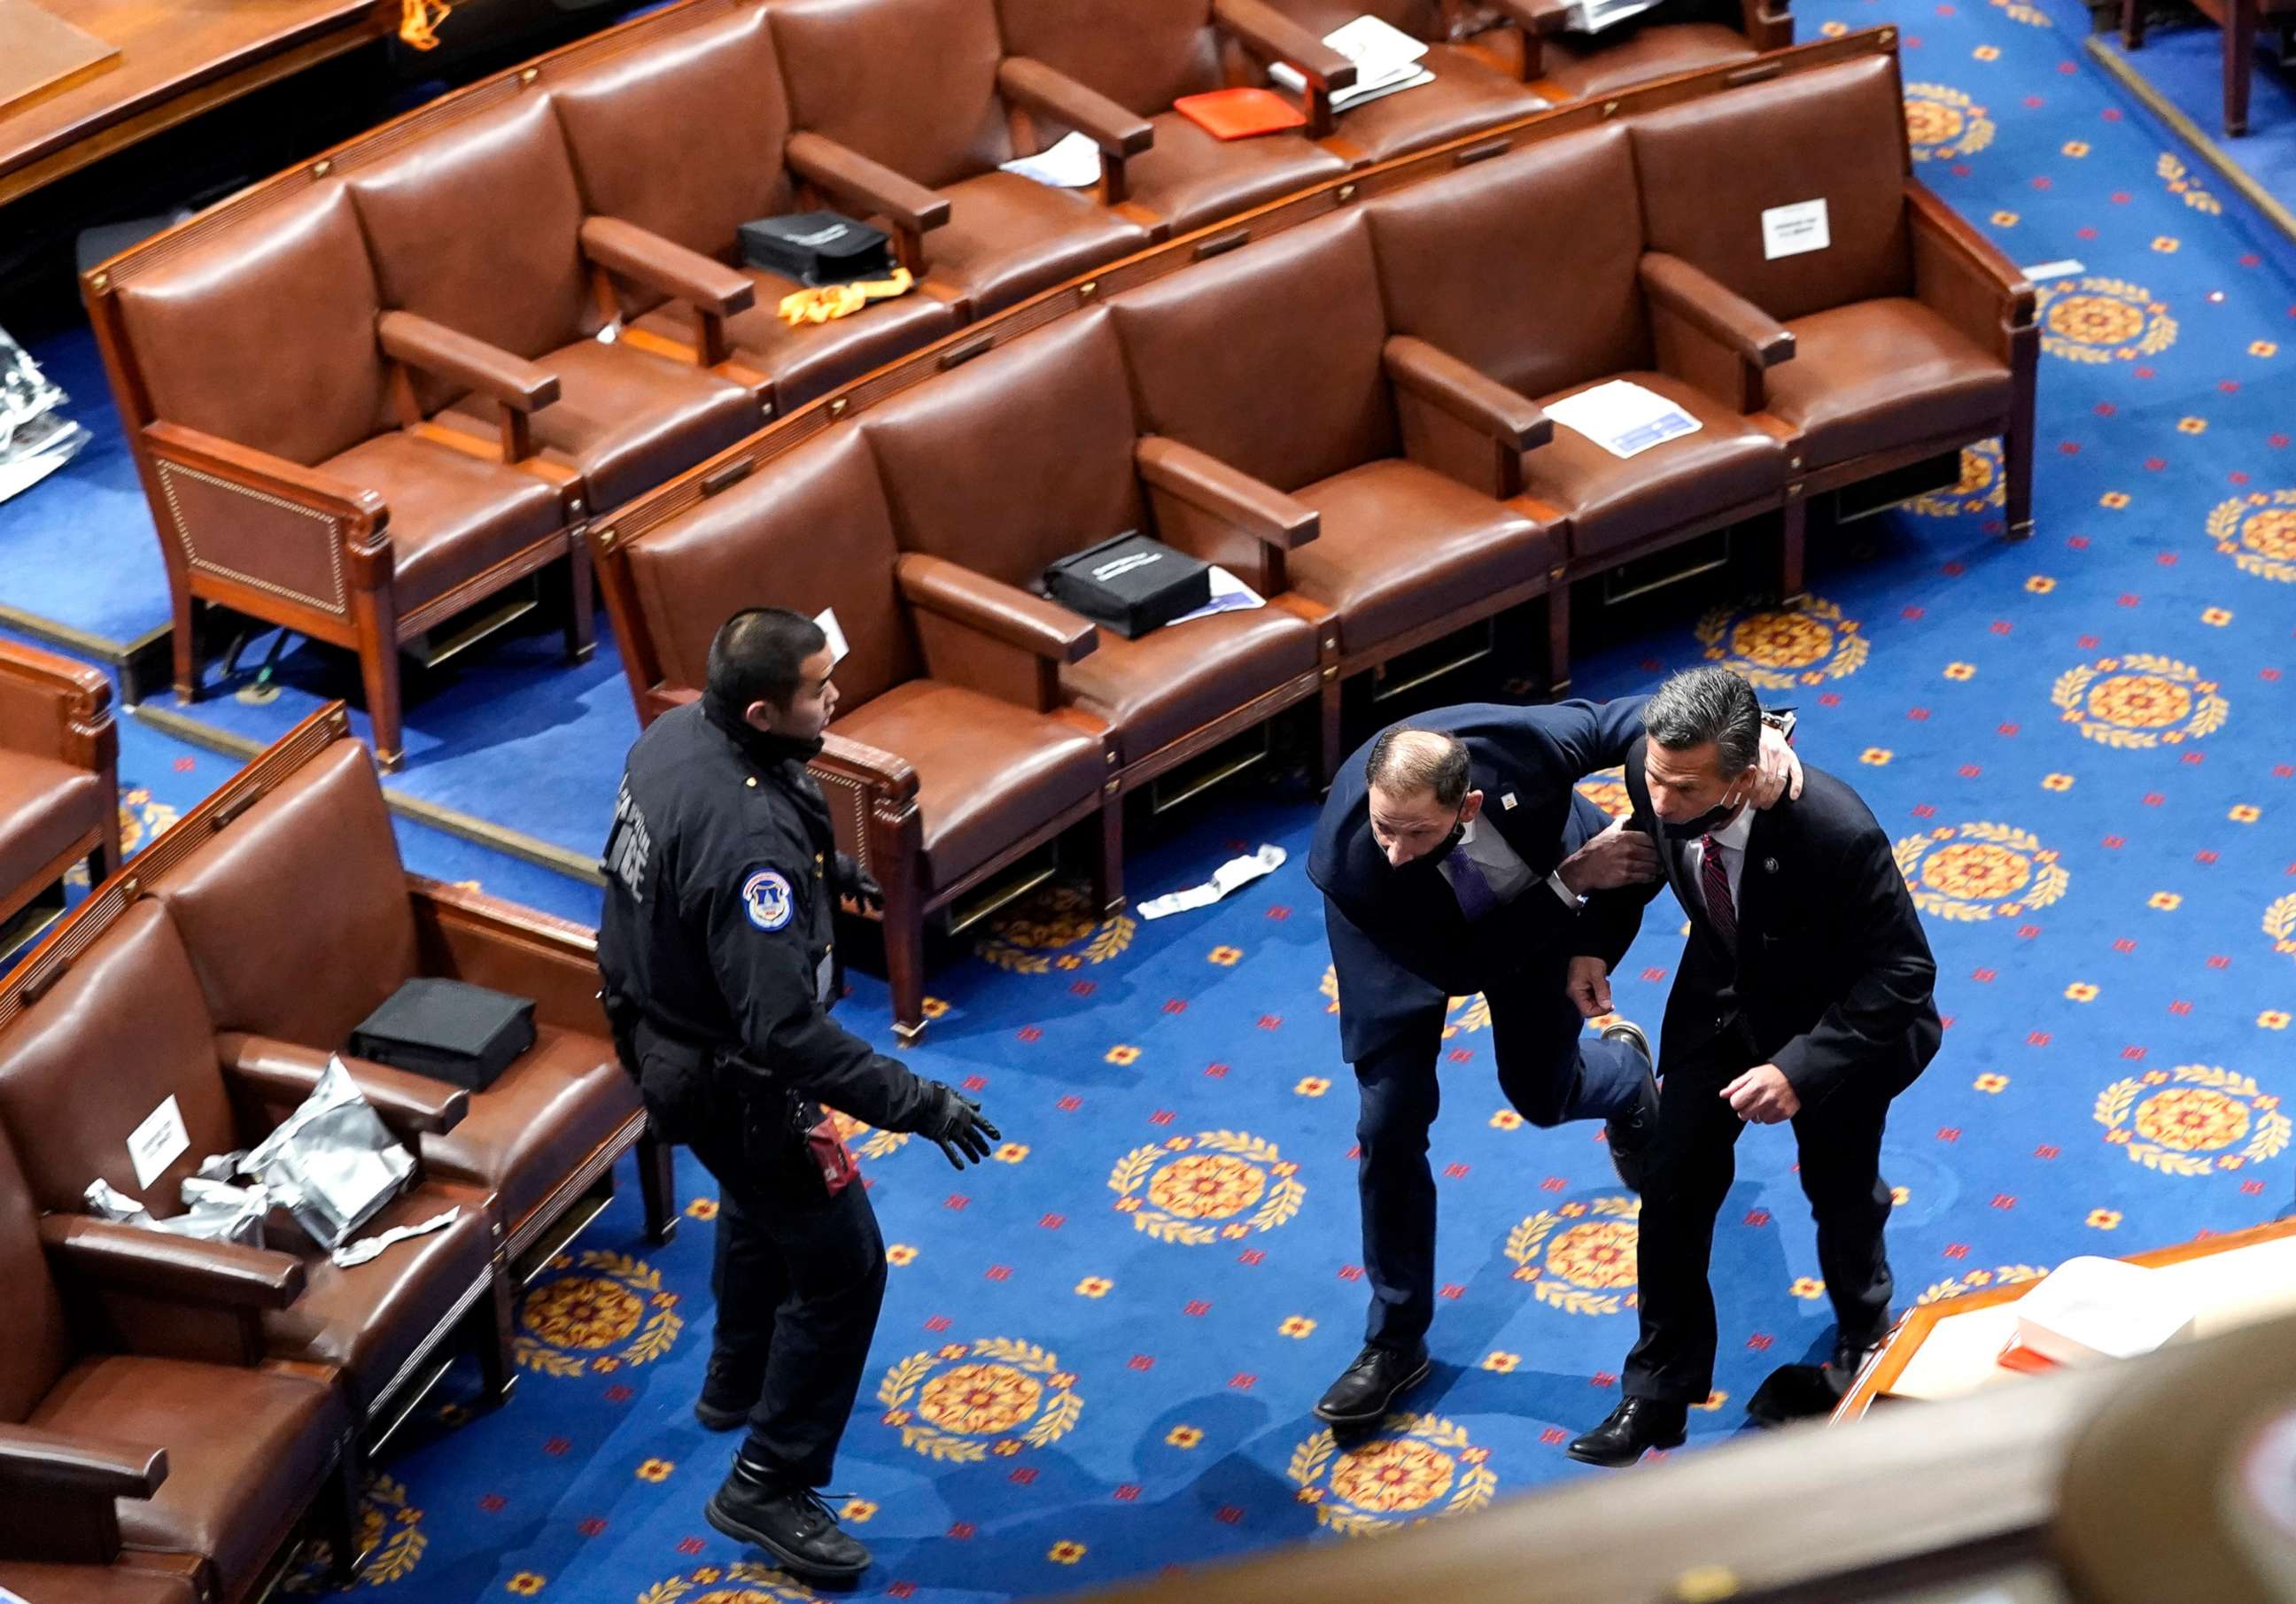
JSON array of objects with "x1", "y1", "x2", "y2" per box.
[{"x1": 596, "y1": 699, "x2": 936, "y2": 1133}]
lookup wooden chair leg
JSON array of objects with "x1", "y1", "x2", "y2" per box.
[
  {"x1": 2004, "y1": 418, "x2": 2036, "y2": 542},
  {"x1": 2122, "y1": 0, "x2": 2146, "y2": 48},
  {"x1": 1545, "y1": 577, "x2": 1572, "y2": 699},
  {"x1": 2226, "y1": 0, "x2": 2257, "y2": 134},
  {"x1": 324, "y1": 1453, "x2": 370, "y2": 1582},
  {"x1": 474, "y1": 1271, "x2": 517, "y2": 1408},
  {"x1": 565, "y1": 539, "x2": 596, "y2": 664},
  {"x1": 171, "y1": 590, "x2": 200, "y2": 704},
  {"x1": 1779, "y1": 494, "x2": 1809, "y2": 601},
  {"x1": 884, "y1": 887, "x2": 927, "y2": 1046},
  {"x1": 349, "y1": 589, "x2": 405, "y2": 771},
  {"x1": 637, "y1": 1127, "x2": 678, "y2": 1244},
  {"x1": 1315, "y1": 678, "x2": 1345, "y2": 788}
]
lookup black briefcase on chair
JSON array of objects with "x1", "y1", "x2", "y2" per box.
[
  {"x1": 349, "y1": 979, "x2": 535, "y2": 1092},
  {"x1": 737, "y1": 211, "x2": 894, "y2": 285},
  {"x1": 1043, "y1": 531, "x2": 1213, "y2": 639}
]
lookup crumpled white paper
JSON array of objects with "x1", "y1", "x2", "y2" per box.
[
  {"x1": 331, "y1": 1205, "x2": 462, "y2": 1268},
  {"x1": 84, "y1": 1174, "x2": 270, "y2": 1248},
  {"x1": 239, "y1": 1057, "x2": 415, "y2": 1251},
  {"x1": 1136, "y1": 844, "x2": 1286, "y2": 920}
]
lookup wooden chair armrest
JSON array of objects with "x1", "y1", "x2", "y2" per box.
[{"x1": 376, "y1": 311, "x2": 559, "y2": 413}]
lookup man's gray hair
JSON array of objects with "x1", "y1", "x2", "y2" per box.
[
  {"x1": 1644, "y1": 666, "x2": 1761, "y2": 775},
  {"x1": 1367, "y1": 726, "x2": 1472, "y2": 809}
]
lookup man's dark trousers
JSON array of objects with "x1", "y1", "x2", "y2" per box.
[
  {"x1": 636, "y1": 1026, "x2": 887, "y2": 1485},
  {"x1": 1354, "y1": 794, "x2": 1648, "y2": 1351},
  {"x1": 1621, "y1": 1033, "x2": 1894, "y2": 1406}
]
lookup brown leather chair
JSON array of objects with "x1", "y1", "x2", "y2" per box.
[
  {"x1": 989, "y1": 0, "x2": 1354, "y2": 235},
  {"x1": 0, "y1": 898, "x2": 507, "y2": 1446},
  {"x1": 1105, "y1": 213, "x2": 1558, "y2": 740},
  {"x1": 859, "y1": 308, "x2": 1331, "y2": 783},
  {"x1": 547, "y1": 1, "x2": 965, "y2": 413},
  {"x1": 0, "y1": 1116, "x2": 355, "y2": 1604},
  {"x1": 1260, "y1": 0, "x2": 1553, "y2": 162},
  {"x1": 767, "y1": 0, "x2": 1156, "y2": 316},
  {"x1": 0, "y1": 639, "x2": 116, "y2": 941},
  {"x1": 0, "y1": 1562, "x2": 199, "y2": 1604},
  {"x1": 2123, "y1": 0, "x2": 2292, "y2": 136},
  {"x1": 1366, "y1": 123, "x2": 1795, "y2": 631},
  {"x1": 1627, "y1": 54, "x2": 2036, "y2": 547},
  {"x1": 128, "y1": 716, "x2": 672, "y2": 1270},
  {"x1": 98, "y1": 182, "x2": 587, "y2": 771},
  {"x1": 616, "y1": 427, "x2": 1117, "y2": 1040},
  {"x1": 1529, "y1": 0, "x2": 1783, "y2": 103}
]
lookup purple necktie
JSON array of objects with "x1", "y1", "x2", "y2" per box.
[{"x1": 1701, "y1": 834, "x2": 1737, "y2": 952}]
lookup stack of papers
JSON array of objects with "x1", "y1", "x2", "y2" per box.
[
  {"x1": 2011, "y1": 1256, "x2": 2199, "y2": 1365},
  {"x1": 1566, "y1": 0, "x2": 1661, "y2": 32},
  {"x1": 1268, "y1": 15, "x2": 1435, "y2": 112},
  {"x1": 999, "y1": 129, "x2": 1103, "y2": 189},
  {"x1": 1544, "y1": 379, "x2": 1702, "y2": 460},
  {"x1": 1167, "y1": 564, "x2": 1266, "y2": 626}
]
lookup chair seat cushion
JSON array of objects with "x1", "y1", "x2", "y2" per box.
[
  {"x1": 420, "y1": 1027, "x2": 643, "y2": 1257},
  {"x1": 1131, "y1": 112, "x2": 1352, "y2": 235},
  {"x1": 1063, "y1": 605, "x2": 1319, "y2": 764},
  {"x1": 636, "y1": 267, "x2": 963, "y2": 413},
  {"x1": 927, "y1": 172, "x2": 1151, "y2": 317},
  {"x1": 0, "y1": 753, "x2": 104, "y2": 904},
  {"x1": 1766, "y1": 299, "x2": 2013, "y2": 469},
  {"x1": 1319, "y1": 43, "x2": 1544, "y2": 164},
  {"x1": 1524, "y1": 372, "x2": 1787, "y2": 562},
  {"x1": 1289, "y1": 459, "x2": 1555, "y2": 655},
  {"x1": 262, "y1": 1178, "x2": 494, "y2": 1408},
  {"x1": 31, "y1": 1355, "x2": 345, "y2": 1602},
  {"x1": 830, "y1": 680, "x2": 1106, "y2": 893},
  {"x1": 449, "y1": 339, "x2": 760, "y2": 513},
  {"x1": 323, "y1": 433, "x2": 568, "y2": 612},
  {"x1": 0, "y1": 1561, "x2": 199, "y2": 1604},
  {"x1": 1539, "y1": 23, "x2": 1757, "y2": 101}
]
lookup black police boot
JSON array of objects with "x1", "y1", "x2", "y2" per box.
[
  {"x1": 694, "y1": 1349, "x2": 764, "y2": 1431},
  {"x1": 1313, "y1": 1342, "x2": 1431, "y2": 1429},
  {"x1": 1566, "y1": 1397, "x2": 1687, "y2": 1467},
  {"x1": 1825, "y1": 1324, "x2": 1890, "y2": 1394},
  {"x1": 704, "y1": 1460, "x2": 872, "y2": 1583},
  {"x1": 1601, "y1": 1019, "x2": 1658, "y2": 1194}
]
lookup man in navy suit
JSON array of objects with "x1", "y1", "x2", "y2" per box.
[
  {"x1": 1567, "y1": 667, "x2": 1939, "y2": 1467},
  {"x1": 1305, "y1": 698, "x2": 1803, "y2": 1429}
]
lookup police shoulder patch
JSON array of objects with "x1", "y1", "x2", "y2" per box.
[{"x1": 741, "y1": 868, "x2": 795, "y2": 931}]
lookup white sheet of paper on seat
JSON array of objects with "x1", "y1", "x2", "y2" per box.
[
  {"x1": 1138, "y1": 844, "x2": 1286, "y2": 919},
  {"x1": 2012, "y1": 1255, "x2": 2198, "y2": 1364},
  {"x1": 1000, "y1": 130, "x2": 1103, "y2": 189},
  {"x1": 1167, "y1": 564, "x2": 1266, "y2": 626},
  {"x1": 1544, "y1": 379, "x2": 1702, "y2": 460},
  {"x1": 1567, "y1": 0, "x2": 1662, "y2": 34},
  {"x1": 128, "y1": 1094, "x2": 190, "y2": 1189},
  {"x1": 2022, "y1": 259, "x2": 2084, "y2": 281},
  {"x1": 814, "y1": 606, "x2": 849, "y2": 667},
  {"x1": 1268, "y1": 14, "x2": 1435, "y2": 111}
]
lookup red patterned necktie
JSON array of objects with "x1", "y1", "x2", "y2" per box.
[{"x1": 1701, "y1": 834, "x2": 1737, "y2": 952}]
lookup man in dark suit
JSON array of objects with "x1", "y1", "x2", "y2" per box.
[
  {"x1": 1305, "y1": 699, "x2": 1803, "y2": 1429},
  {"x1": 1567, "y1": 667, "x2": 1940, "y2": 1467}
]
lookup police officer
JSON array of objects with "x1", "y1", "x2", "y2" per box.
[{"x1": 599, "y1": 607, "x2": 1000, "y2": 1583}]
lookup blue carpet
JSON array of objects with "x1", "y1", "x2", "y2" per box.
[
  {"x1": 8, "y1": 0, "x2": 2296, "y2": 1596},
  {"x1": 2096, "y1": 19, "x2": 2296, "y2": 212}
]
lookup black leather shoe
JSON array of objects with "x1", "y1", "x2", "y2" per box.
[
  {"x1": 1566, "y1": 1397, "x2": 1687, "y2": 1467},
  {"x1": 1314, "y1": 1343, "x2": 1431, "y2": 1428},
  {"x1": 1601, "y1": 1020, "x2": 1658, "y2": 1193},
  {"x1": 694, "y1": 1351, "x2": 762, "y2": 1431},
  {"x1": 705, "y1": 1464, "x2": 871, "y2": 1582},
  {"x1": 1826, "y1": 1326, "x2": 1889, "y2": 1388}
]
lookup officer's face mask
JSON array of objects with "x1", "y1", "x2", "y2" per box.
[{"x1": 1372, "y1": 790, "x2": 1469, "y2": 871}]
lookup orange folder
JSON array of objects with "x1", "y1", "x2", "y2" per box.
[{"x1": 1174, "y1": 87, "x2": 1308, "y2": 139}]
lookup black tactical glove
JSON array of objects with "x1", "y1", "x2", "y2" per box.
[
  {"x1": 836, "y1": 851, "x2": 884, "y2": 914},
  {"x1": 920, "y1": 1081, "x2": 1001, "y2": 1170}
]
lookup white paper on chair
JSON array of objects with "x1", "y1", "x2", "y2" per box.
[
  {"x1": 1000, "y1": 130, "x2": 1104, "y2": 189},
  {"x1": 1268, "y1": 16, "x2": 1439, "y2": 112},
  {"x1": 1137, "y1": 844, "x2": 1286, "y2": 919},
  {"x1": 1565, "y1": 0, "x2": 1662, "y2": 34},
  {"x1": 2013, "y1": 1255, "x2": 2199, "y2": 1364},
  {"x1": 1761, "y1": 198, "x2": 1831, "y2": 260},
  {"x1": 1167, "y1": 565, "x2": 1267, "y2": 626},
  {"x1": 1544, "y1": 379, "x2": 1701, "y2": 460},
  {"x1": 127, "y1": 1095, "x2": 190, "y2": 1189},
  {"x1": 815, "y1": 606, "x2": 850, "y2": 666}
]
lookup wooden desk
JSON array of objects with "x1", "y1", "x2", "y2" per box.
[
  {"x1": 0, "y1": 0, "x2": 396, "y2": 207},
  {"x1": 1834, "y1": 1216, "x2": 2296, "y2": 1422}
]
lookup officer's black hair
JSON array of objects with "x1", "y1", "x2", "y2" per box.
[
  {"x1": 1366, "y1": 726, "x2": 1471, "y2": 810},
  {"x1": 1645, "y1": 665, "x2": 1761, "y2": 774},
  {"x1": 708, "y1": 607, "x2": 828, "y2": 713}
]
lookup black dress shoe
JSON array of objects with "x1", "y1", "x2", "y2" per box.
[
  {"x1": 705, "y1": 1463, "x2": 871, "y2": 1582},
  {"x1": 1314, "y1": 1343, "x2": 1431, "y2": 1428},
  {"x1": 1601, "y1": 1020, "x2": 1658, "y2": 1194},
  {"x1": 1826, "y1": 1327, "x2": 1889, "y2": 1387},
  {"x1": 1566, "y1": 1397, "x2": 1687, "y2": 1467},
  {"x1": 694, "y1": 1350, "x2": 763, "y2": 1431}
]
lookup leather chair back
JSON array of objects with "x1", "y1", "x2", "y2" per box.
[
  {"x1": 768, "y1": 0, "x2": 1015, "y2": 190},
  {"x1": 1629, "y1": 54, "x2": 1911, "y2": 322},
  {"x1": 0, "y1": 1125, "x2": 74, "y2": 1424},
  {"x1": 552, "y1": 5, "x2": 800, "y2": 317},
  {"x1": 624, "y1": 428, "x2": 922, "y2": 710},
  {"x1": 1367, "y1": 124, "x2": 1651, "y2": 399},
  {"x1": 347, "y1": 93, "x2": 597, "y2": 407},
  {"x1": 109, "y1": 186, "x2": 394, "y2": 469},
  {"x1": 862, "y1": 311, "x2": 1144, "y2": 592},
  {"x1": 991, "y1": 0, "x2": 1229, "y2": 116},
  {"x1": 144, "y1": 742, "x2": 419, "y2": 1052},
  {"x1": 1111, "y1": 210, "x2": 1395, "y2": 492},
  {"x1": 0, "y1": 903, "x2": 240, "y2": 1222}
]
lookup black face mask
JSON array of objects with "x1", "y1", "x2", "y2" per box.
[
  {"x1": 1392, "y1": 808, "x2": 1468, "y2": 870},
  {"x1": 703, "y1": 691, "x2": 825, "y2": 767},
  {"x1": 1660, "y1": 798, "x2": 1746, "y2": 841}
]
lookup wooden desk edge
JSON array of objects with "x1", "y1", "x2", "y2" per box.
[{"x1": 1834, "y1": 1214, "x2": 2296, "y2": 1422}]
